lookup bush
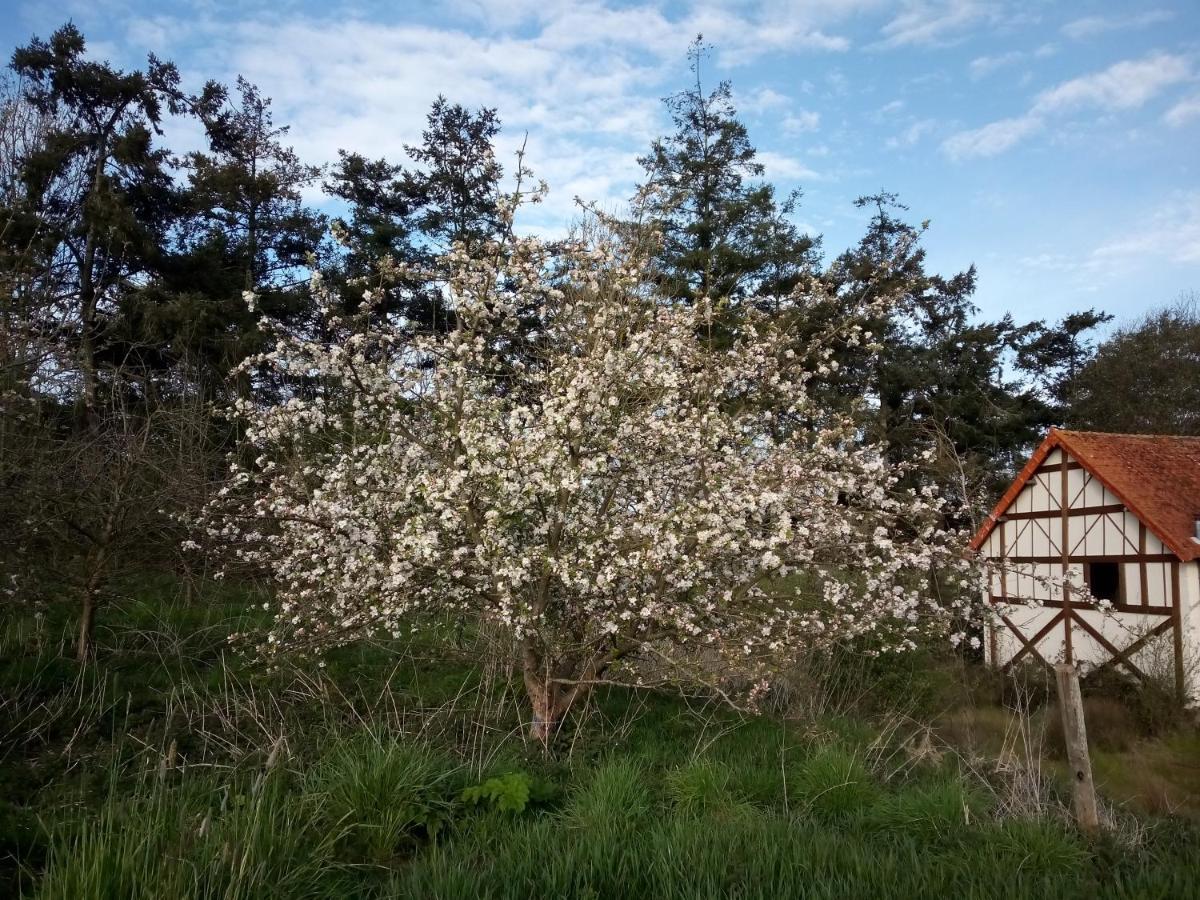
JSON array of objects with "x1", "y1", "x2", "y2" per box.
[{"x1": 1082, "y1": 667, "x2": 1182, "y2": 738}]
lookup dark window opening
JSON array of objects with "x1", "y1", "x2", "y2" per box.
[{"x1": 1084, "y1": 562, "x2": 1120, "y2": 602}]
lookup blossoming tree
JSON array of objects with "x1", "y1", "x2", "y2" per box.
[{"x1": 207, "y1": 205, "x2": 977, "y2": 742}]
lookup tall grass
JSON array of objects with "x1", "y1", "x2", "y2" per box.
[
  {"x1": 6, "y1": 580, "x2": 1200, "y2": 899},
  {"x1": 26, "y1": 724, "x2": 1200, "y2": 900},
  {"x1": 36, "y1": 768, "x2": 352, "y2": 900}
]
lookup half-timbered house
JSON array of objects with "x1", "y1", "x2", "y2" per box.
[{"x1": 970, "y1": 429, "x2": 1200, "y2": 702}]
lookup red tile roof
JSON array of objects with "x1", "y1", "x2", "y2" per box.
[{"x1": 970, "y1": 429, "x2": 1200, "y2": 561}]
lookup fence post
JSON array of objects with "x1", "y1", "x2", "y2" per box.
[{"x1": 1054, "y1": 663, "x2": 1100, "y2": 833}]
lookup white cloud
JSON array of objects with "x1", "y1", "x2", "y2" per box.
[
  {"x1": 1031, "y1": 52, "x2": 1191, "y2": 114},
  {"x1": 1022, "y1": 193, "x2": 1200, "y2": 289},
  {"x1": 941, "y1": 114, "x2": 1042, "y2": 160},
  {"x1": 1092, "y1": 192, "x2": 1200, "y2": 266},
  {"x1": 1062, "y1": 9, "x2": 1174, "y2": 41},
  {"x1": 886, "y1": 118, "x2": 936, "y2": 149},
  {"x1": 1164, "y1": 95, "x2": 1200, "y2": 129},
  {"x1": 878, "y1": 0, "x2": 995, "y2": 48},
  {"x1": 116, "y1": 1, "x2": 875, "y2": 233},
  {"x1": 782, "y1": 110, "x2": 821, "y2": 133},
  {"x1": 968, "y1": 43, "x2": 1055, "y2": 79},
  {"x1": 738, "y1": 87, "x2": 819, "y2": 134},
  {"x1": 755, "y1": 151, "x2": 820, "y2": 182},
  {"x1": 943, "y1": 52, "x2": 1192, "y2": 160},
  {"x1": 149, "y1": 15, "x2": 667, "y2": 228},
  {"x1": 739, "y1": 87, "x2": 792, "y2": 115},
  {"x1": 969, "y1": 50, "x2": 1024, "y2": 79}
]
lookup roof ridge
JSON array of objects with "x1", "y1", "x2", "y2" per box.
[{"x1": 1056, "y1": 428, "x2": 1200, "y2": 441}]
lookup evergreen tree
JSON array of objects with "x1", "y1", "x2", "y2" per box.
[
  {"x1": 405, "y1": 96, "x2": 503, "y2": 253},
  {"x1": 186, "y1": 77, "x2": 325, "y2": 292},
  {"x1": 143, "y1": 76, "x2": 326, "y2": 397},
  {"x1": 1015, "y1": 308, "x2": 1113, "y2": 413},
  {"x1": 634, "y1": 36, "x2": 818, "y2": 309},
  {"x1": 325, "y1": 151, "x2": 415, "y2": 280},
  {"x1": 825, "y1": 193, "x2": 1057, "y2": 510},
  {"x1": 3, "y1": 26, "x2": 221, "y2": 658},
  {"x1": 8, "y1": 24, "x2": 181, "y2": 422},
  {"x1": 324, "y1": 97, "x2": 504, "y2": 333}
]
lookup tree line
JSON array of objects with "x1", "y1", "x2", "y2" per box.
[{"x1": 1, "y1": 26, "x2": 1194, "y2": 660}]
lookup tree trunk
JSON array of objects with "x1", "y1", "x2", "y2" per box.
[
  {"x1": 521, "y1": 640, "x2": 608, "y2": 747},
  {"x1": 76, "y1": 512, "x2": 115, "y2": 663},
  {"x1": 77, "y1": 228, "x2": 100, "y2": 430},
  {"x1": 522, "y1": 648, "x2": 567, "y2": 746},
  {"x1": 77, "y1": 132, "x2": 111, "y2": 432},
  {"x1": 76, "y1": 584, "x2": 97, "y2": 662},
  {"x1": 527, "y1": 688, "x2": 562, "y2": 745}
]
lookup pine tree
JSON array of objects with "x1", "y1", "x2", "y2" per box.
[
  {"x1": 324, "y1": 97, "x2": 504, "y2": 333},
  {"x1": 634, "y1": 36, "x2": 818, "y2": 309},
  {"x1": 826, "y1": 193, "x2": 1057, "y2": 510},
  {"x1": 149, "y1": 76, "x2": 326, "y2": 397},
  {"x1": 405, "y1": 96, "x2": 503, "y2": 253},
  {"x1": 8, "y1": 23, "x2": 181, "y2": 423},
  {"x1": 1015, "y1": 308, "x2": 1113, "y2": 413}
]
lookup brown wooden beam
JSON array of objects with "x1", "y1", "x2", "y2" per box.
[
  {"x1": 989, "y1": 596, "x2": 1173, "y2": 616},
  {"x1": 1061, "y1": 461, "x2": 1073, "y2": 664},
  {"x1": 1070, "y1": 613, "x2": 1150, "y2": 682},
  {"x1": 1001, "y1": 610, "x2": 1064, "y2": 671},
  {"x1": 1172, "y1": 561, "x2": 1185, "y2": 703},
  {"x1": 1035, "y1": 461, "x2": 1084, "y2": 473},
  {"x1": 992, "y1": 519, "x2": 1005, "y2": 667},
  {"x1": 1092, "y1": 618, "x2": 1174, "y2": 677},
  {"x1": 1139, "y1": 523, "x2": 1148, "y2": 606},
  {"x1": 996, "y1": 553, "x2": 1177, "y2": 565},
  {"x1": 999, "y1": 519, "x2": 1008, "y2": 602},
  {"x1": 999, "y1": 503, "x2": 1125, "y2": 522}
]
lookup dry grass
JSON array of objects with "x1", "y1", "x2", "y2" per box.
[{"x1": 931, "y1": 678, "x2": 1200, "y2": 820}]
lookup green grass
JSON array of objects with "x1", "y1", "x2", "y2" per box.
[{"x1": 5, "y1": 577, "x2": 1200, "y2": 899}]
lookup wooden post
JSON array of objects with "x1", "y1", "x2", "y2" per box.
[
  {"x1": 1054, "y1": 663, "x2": 1100, "y2": 833},
  {"x1": 1060, "y1": 461, "x2": 1074, "y2": 663},
  {"x1": 991, "y1": 520, "x2": 1006, "y2": 667},
  {"x1": 1171, "y1": 562, "x2": 1185, "y2": 703}
]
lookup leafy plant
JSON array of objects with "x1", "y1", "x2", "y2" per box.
[{"x1": 460, "y1": 772, "x2": 556, "y2": 814}]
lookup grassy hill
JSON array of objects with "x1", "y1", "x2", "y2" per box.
[{"x1": 3, "y1": 577, "x2": 1199, "y2": 899}]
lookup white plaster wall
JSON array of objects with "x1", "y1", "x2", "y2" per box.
[
  {"x1": 1072, "y1": 607, "x2": 1174, "y2": 677},
  {"x1": 987, "y1": 604, "x2": 1182, "y2": 677},
  {"x1": 980, "y1": 446, "x2": 1189, "y2": 688},
  {"x1": 990, "y1": 603, "x2": 1067, "y2": 667},
  {"x1": 1181, "y1": 560, "x2": 1200, "y2": 703}
]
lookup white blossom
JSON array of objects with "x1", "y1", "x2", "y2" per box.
[{"x1": 200, "y1": 201, "x2": 979, "y2": 733}]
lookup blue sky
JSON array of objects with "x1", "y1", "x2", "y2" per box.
[{"x1": 4, "y1": 1, "x2": 1199, "y2": 328}]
